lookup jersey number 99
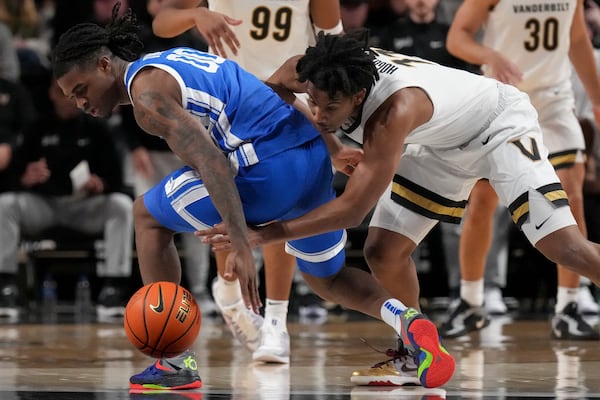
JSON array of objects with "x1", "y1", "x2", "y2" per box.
[{"x1": 251, "y1": 6, "x2": 292, "y2": 41}]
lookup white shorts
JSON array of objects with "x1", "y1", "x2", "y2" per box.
[
  {"x1": 528, "y1": 81, "x2": 586, "y2": 169},
  {"x1": 370, "y1": 85, "x2": 577, "y2": 246}
]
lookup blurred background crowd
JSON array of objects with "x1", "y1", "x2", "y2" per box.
[{"x1": 1, "y1": 0, "x2": 600, "y2": 325}]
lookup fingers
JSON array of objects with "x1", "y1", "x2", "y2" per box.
[
  {"x1": 206, "y1": 35, "x2": 229, "y2": 58},
  {"x1": 209, "y1": 242, "x2": 232, "y2": 252},
  {"x1": 250, "y1": 280, "x2": 262, "y2": 313},
  {"x1": 194, "y1": 225, "x2": 227, "y2": 237},
  {"x1": 245, "y1": 279, "x2": 262, "y2": 314},
  {"x1": 205, "y1": 27, "x2": 240, "y2": 57},
  {"x1": 223, "y1": 259, "x2": 234, "y2": 279}
]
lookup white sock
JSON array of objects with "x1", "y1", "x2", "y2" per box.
[
  {"x1": 217, "y1": 276, "x2": 242, "y2": 306},
  {"x1": 555, "y1": 286, "x2": 578, "y2": 314},
  {"x1": 265, "y1": 299, "x2": 289, "y2": 331},
  {"x1": 461, "y1": 279, "x2": 484, "y2": 307},
  {"x1": 380, "y1": 298, "x2": 408, "y2": 336}
]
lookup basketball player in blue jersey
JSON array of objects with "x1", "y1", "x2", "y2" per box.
[
  {"x1": 149, "y1": 0, "x2": 344, "y2": 368},
  {"x1": 50, "y1": 7, "x2": 455, "y2": 391}
]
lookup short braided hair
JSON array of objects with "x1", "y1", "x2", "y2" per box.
[
  {"x1": 52, "y1": 2, "x2": 143, "y2": 79},
  {"x1": 296, "y1": 31, "x2": 379, "y2": 98}
]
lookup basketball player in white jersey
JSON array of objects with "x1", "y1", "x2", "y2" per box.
[
  {"x1": 144, "y1": 0, "x2": 343, "y2": 371},
  {"x1": 442, "y1": 0, "x2": 600, "y2": 340},
  {"x1": 198, "y1": 32, "x2": 600, "y2": 387}
]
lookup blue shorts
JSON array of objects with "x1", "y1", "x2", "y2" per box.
[{"x1": 144, "y1": 137, "x2": 346, "y2": 278}]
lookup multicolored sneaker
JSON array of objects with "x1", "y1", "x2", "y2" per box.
[
  {"x1": 129, "y1": 391, "x2": 202, "y2": 399},
  {"x1": 351, "y1": 339, "x2": 421, "y2": 386},
  {"x1": 399, "y1": 308, "x2": 456, "y2": 388},
  {"x1": 129, "y1": 350, "x2": 202, "y2": 390}
]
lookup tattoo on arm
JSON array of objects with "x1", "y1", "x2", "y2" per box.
[{"x1": 135, "y1": 90, "x2": 250, "y2": 246}]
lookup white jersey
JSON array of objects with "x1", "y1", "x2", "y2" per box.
[
  {"x1": 208, "y1": 0, "x2": 315, "y2": 79},
  {"x1": 341, "y1": 48, "x2": 500, "y2": 149},
  {"x1": 352, "y1": 51, "x2": 575, "y2": 246},
  {"x1": 482, "y1": 0, "x2": 576, "y2": 92}
]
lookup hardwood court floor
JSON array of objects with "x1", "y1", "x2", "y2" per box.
[{"x1": 1, "y1": 311, "x2": 600, "y2": 399}]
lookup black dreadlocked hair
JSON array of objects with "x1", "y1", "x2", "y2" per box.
[
  {"x1": 52, "y1": 2, "x2": 144, "y2": 79},
  {"x1": 296, "y1": 30, "x2": 379, "y2": 98}
]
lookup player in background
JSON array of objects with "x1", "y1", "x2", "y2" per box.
[{"x1": 442, "y1": 0, "x2": 600, "y2": 340}]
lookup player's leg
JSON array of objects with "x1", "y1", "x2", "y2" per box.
[
  {"x1": 550, "y1": 162, "x2": 599, "y2": 339},
  {"x1": 533, "y1": 91, "x2": 598, "y2": 339},
  {"x1": 352, "y1": 226, "x2": 423, "y2": 387},
  {"x1": 351, "y1": 144, "x2": 473, "y2": 386},
  {"x1": 486, "y1": 94, "x2": 600, "y2": 339},
  {"x1": 364, "y1": 228, "x2": 420, "y2": 309},
  {"x1": 130, "y1": 166, "x2": 231, "y2": 391},
  {"x1": 133, "y1": 196, "x2": 182, "y2": 283},
  {"x1": 535, "y1": 225, "x2": 600, "y2": 287},
  {"x1": 129, "y1": 195, "x2": 202, "y2": 390},
  {"x1": 252, "y1": 242, "x2": 294, "y2": 363},
  {"x1": 293, "y1": 230, "x2": 455, "y2": 388},
  {"x1": 439, "y1": 180, "x2": 495, "y2": 338}
]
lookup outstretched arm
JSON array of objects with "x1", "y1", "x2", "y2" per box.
[
  {"x1": 130, "y1": 67, "x2": 260, "y2": 311},
  {"x1": 199, "y1": 88, "x2": 432, "y2": 247}
]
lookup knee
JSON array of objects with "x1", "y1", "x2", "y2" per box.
[
  {"x1": 364, "y1": 238, "x2": 413, "y2": 277},
  {"x1": 302, "y1": 273, "x2": 334, "y2": 301}
]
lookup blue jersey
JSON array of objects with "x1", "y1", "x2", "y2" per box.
[
  {"x1": 131, "y1": 48, "x2": 346, "y2": 278},
  {"x1": 124, "y1": 47, "x2": 320, "y2": 170}
]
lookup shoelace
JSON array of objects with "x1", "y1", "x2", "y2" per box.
[{"x1": 359, "y1": 337, "x2": 412, "y2": 368}]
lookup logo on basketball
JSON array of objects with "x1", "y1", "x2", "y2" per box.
[{"x1": 149, "y1": 285, "x2": 164, "y2": 313}]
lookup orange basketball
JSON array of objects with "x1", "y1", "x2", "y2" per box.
[{"x1": 124, "y1": 282, "x2": 201, "y2": 358}]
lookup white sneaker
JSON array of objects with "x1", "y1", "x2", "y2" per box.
[
  {"x1": 484, "y1": 286, "x2": 508, "y2": 315},
  {"x1": 577, "y1": 285, "x2": 600, "y2": 315},
  {"x1": 253, "y1": 321, "x2": 290, "y2": 364},
  {"x1": 212, "y1": 279, "x2": 264, "y2": 352}
]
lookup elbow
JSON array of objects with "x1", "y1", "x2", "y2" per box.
[{"x1": 446, "y1": 36, "x2": 459, "y2": 58}]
